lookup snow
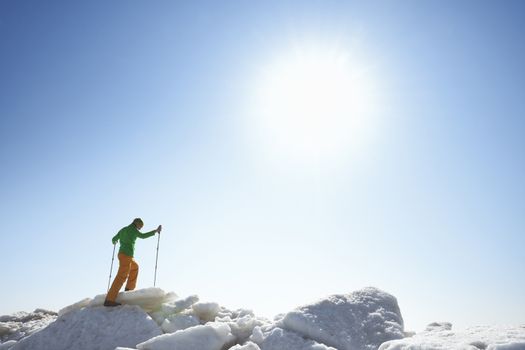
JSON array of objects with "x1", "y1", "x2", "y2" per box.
[
  {"x1": 229, "y1": 341, "x2": 261, "y2": 350},
  {"x1": 2, "y1": 287, "x2": 524, "y2": 350},
  {"x1": 161, "y1": 312, "x2": 200, "y2": 333},
  {"x1": 251, "y1": 326, "x2": 337, "y2": 350},
  {"x1": 136, "y1": 322, "x2": 235, "y2": 350},
  {"x1": 89, "y1": 288, "x2": 176, "y2": 312},
  {"x1": 58, "y1": 298, "x2": 91, "y2": 317},
  {"x1": 281, "y1": 287, "x2": 405, "y2": 350},
  {"x1": 10, "y1": 305, "x2": 161, "y2": 350},
  {"x1": 192, "y1": 302, "x2": 221, "y2": 322},
  {"x1": 379, "y1": 324, "x2": 525, "y2": 350},
  {"x1": 0, "y1": 341, "x2": 17, "y2": 350},
  {"x1": 0, "y1": 309, "x2": 57, "y2": 344}
]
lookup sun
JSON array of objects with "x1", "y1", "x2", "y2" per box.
[{"x1": 250, "y1": 45, "x2": 380, "y2": 163}]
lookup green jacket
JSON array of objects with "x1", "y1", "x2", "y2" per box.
[{"x1": 112, "y1": 224, "x2": 156, "y2": 257}]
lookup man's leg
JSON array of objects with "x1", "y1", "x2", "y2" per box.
[
  {"x1": 106, "y1": 253, "x2": 132, "y2": 303},
  {"x1": 125, "y1": 259, "x2": 139, "y2": 291}
]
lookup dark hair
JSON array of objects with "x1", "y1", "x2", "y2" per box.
[{"x1": 132, "y1": 218, "x2": 144, "y2": 226}]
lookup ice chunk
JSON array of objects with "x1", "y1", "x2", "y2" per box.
[
  {"x1": 160, "y1": 295, "x2": 199, "y2": 315},
  {"x1": 379, "y1": 324, "x2": 525, "y2": 350},
  {"x1": 228, "y1": 341, "x2": 261, "y2": 350},
  {"x1": 282, "y1": 287, "x2": 404, "y2": 350},
  {"x1": 89, "y1": 288, "x2": 174, "y2": 312},
  {"x1": 58, "y1": 298, "x2": 92, "y2": 317},
  {"x1": 424, "y1": 322, "x2": 453, "y2": 332},
  {"x1": 192, "y1": 302, "x2": 221, "y2": 322},
  {"x1": 228, "y1": 315, "x2": 268, "y2": 344},
  {"x1": 250, "y1": 326, "x2": 265, "y2": 344},
  {"x1": 10, "y1": 305, "x2": 161, "y2": 350},
  {"x1": 252, "y1": 327, "x2": 336, "y2": 350},
  {"x1": 137, "y1": 322, "x2": 234, "y2": 350},
  {"x1": 161, "y1": 313, "x2": 200, "y2": 333},
  {"x1": 0, "y1": 310, "x2": 57, "y2": 344}
]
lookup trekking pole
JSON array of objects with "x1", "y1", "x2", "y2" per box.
[
  {"x1": 107, "y1": 243, "x2": 116, "y2": 292},
  {"x1": 154, "y1": 232, "x2": 161, "y2": 287}
]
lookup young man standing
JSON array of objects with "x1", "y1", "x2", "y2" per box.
[{"x1": 104, "y1": 218, "x2": 162, "y2": 307}]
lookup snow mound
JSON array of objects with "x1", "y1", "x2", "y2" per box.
[
  {"x1": 250, "y1": 326, "x2": 337, "y2": 350},
  {"x1": 282, "y1": 287, "x2": 405, "y2": 350},
  {"x1": 137, "y1": 322, "x2": 235, "y2": 350},
  {"x1": 10, "y1": 305, "x2": 161, "y2": 350},
  {"x1": 379, "y1": 324, "x2": 525, "y2": 350},
  {"x1": 0, "y1": 309, "x2": 57, "y2": 344}
]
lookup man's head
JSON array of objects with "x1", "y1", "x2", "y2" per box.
[{"x1": 132, "y1": 218, "x2": 144, "y2": 230}]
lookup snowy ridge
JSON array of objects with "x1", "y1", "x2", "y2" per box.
[{"x1": 1, "y1": 287, "x2": 524, "y2": 350}]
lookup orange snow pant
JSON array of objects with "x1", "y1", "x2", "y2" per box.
[{"x1": 106, "y1": 253, "x2": 139, "y2": 302}]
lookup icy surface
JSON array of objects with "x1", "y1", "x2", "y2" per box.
[
  {"x1": 137, "y1": 322, "x2": 234, "y2": 350},
  {"x1": 282, "y1": 287, "x2": 404, "y2": 350},
  {"x1": 10, "y1": 305, "x2": 161, "y2": 350},
  {"x1": 3, "y1": 287, "x2": 524, "y2": 350},
  {"x1": 0, "y1": 309, "x2": 57, "y2": 344},
  {"x1": 379, "y1": 324, "x2": 525, "y2": 350}
]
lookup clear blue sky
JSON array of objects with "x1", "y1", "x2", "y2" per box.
[{"x1": 1, "y1": 1, "x2": 524, "y2": 332}]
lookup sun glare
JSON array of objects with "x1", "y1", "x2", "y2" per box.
[{"x1": 251, "y1": 45, "x2": 380, "y2": 163}]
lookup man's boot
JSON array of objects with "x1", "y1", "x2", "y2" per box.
[{"x1": 104, "y1": 300, "x2": 121, "y2": 307}]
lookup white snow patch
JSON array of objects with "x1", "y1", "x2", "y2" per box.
[
  {"x1": 379, "y1": 324, "x2": 525, "y2": 350},
  {"x1": 282, "y1": 287, "x2": 404, "y2": 350},
  {"x1": 137, "y1": 322, "x2": 234, "y2": 350}
]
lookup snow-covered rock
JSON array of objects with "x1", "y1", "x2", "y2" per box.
[
  {"x1": 250, "y1": 326, "x2": 336, "y2": 350},
  {"x1": 0, "y1": 309, "x2": 57, "y2": 344},
  {"x1": 10, "y1": 305, "x2": 161, "y2": 350},
  {"x1": 282, "y1": 287, "x2": 404, "y2": 350},
  {"x1": 137, "y1": 322, "x2": 235, "y2": 350},
  {"x1": 379, "y1": 324, "x2": 525, "y2": 350}
]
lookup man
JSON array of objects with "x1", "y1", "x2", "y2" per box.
[{"x1": 104, "y1": 218, "x2": 162, "y2": 307}]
